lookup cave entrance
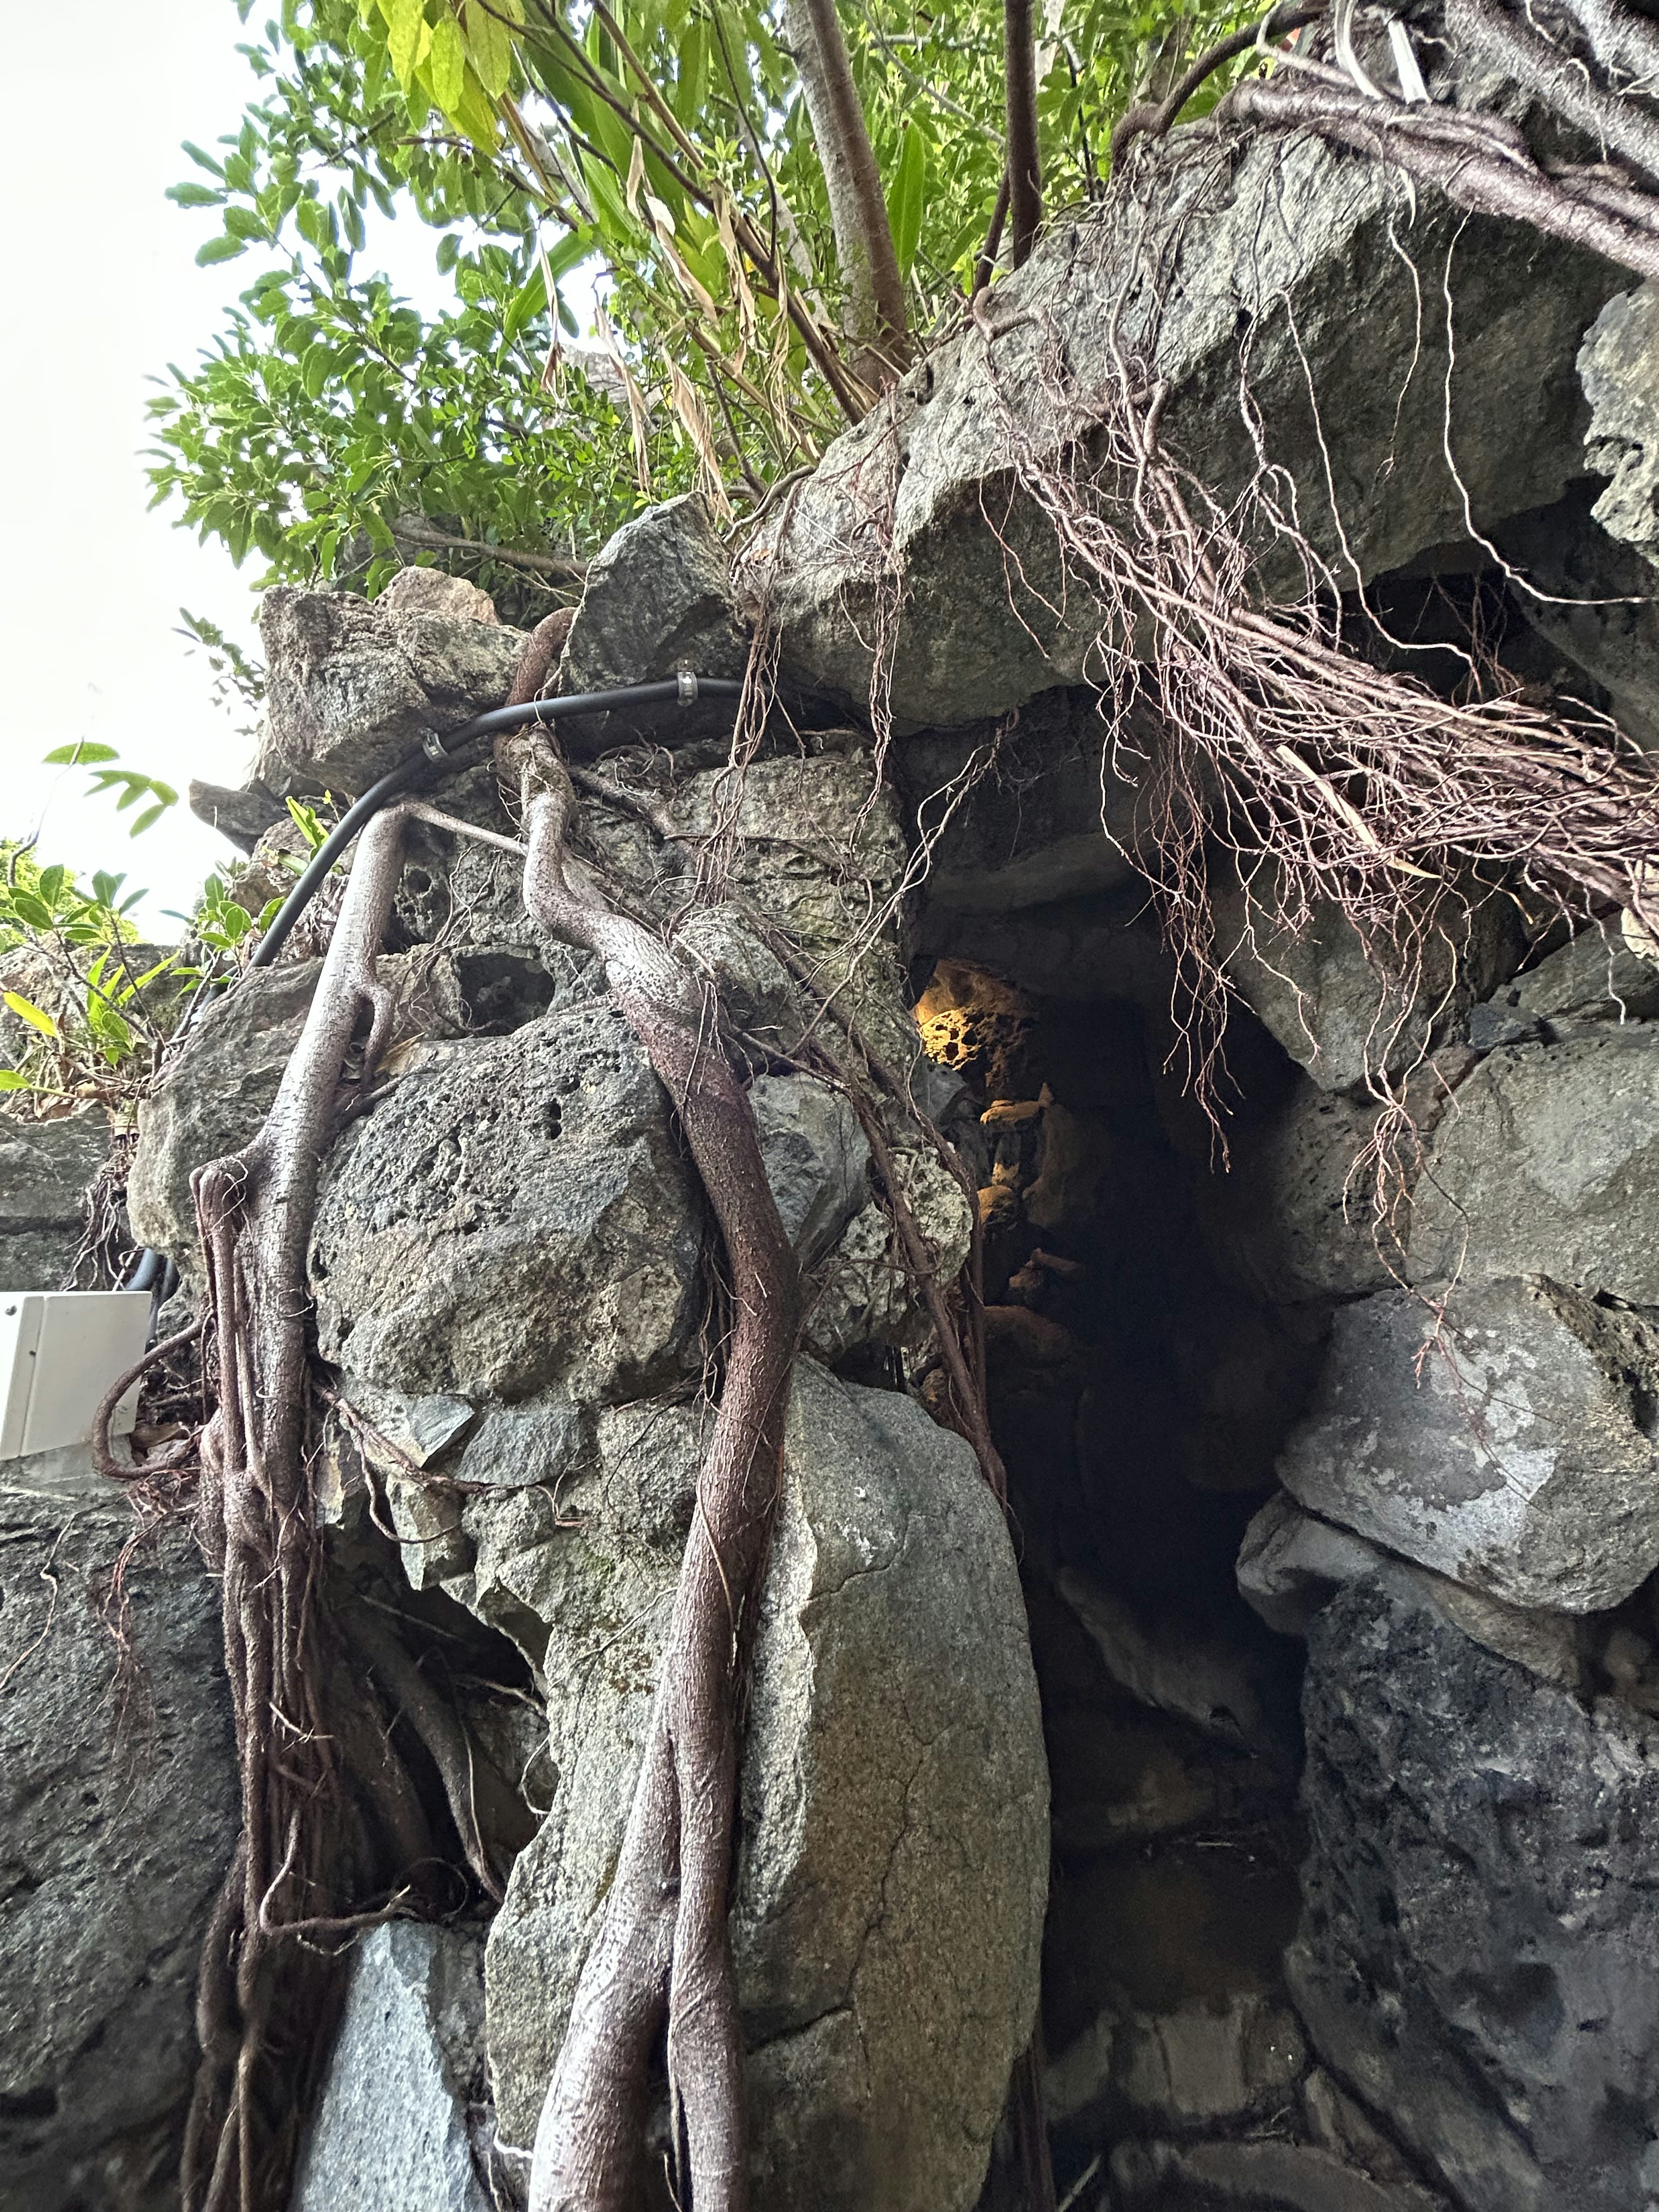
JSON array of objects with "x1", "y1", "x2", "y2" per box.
[{"x1": 914, "y1": 957, "x2": 1315, "y2": 2200}]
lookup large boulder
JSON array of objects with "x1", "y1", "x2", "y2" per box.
[
  {"x1": 0, "y1": 1114, "x2": 109, "y2": 1290},
  {"x1": 0, "y1": 1488, "x2": 238, "y2": 2212},
  {"x1": 740, "y1": 125, "x2": 1624, "y2": 728},
  {"x1": 483, "y1": 1360, "x2": 1048, "y2": 2212},
  {"x1": 1291, "y1": 1573, "x2": 1659, "y2": 2212},
  {"x1": 1409, "y1": 1025, "x2": 1659, "y2": 1301},
  {"x1": 254, "y1": 581, "x2": 524, "y2": 798},
  {"x1": 311, "y1": 1001, "x2": 705, "y2": 1409},
  {"x1": 292, "y1": 1923, "x2": 490, "y2": 2212},
  {"x1": 1277, "y1": 1278, "x2": 1659, "y2": 1612}
]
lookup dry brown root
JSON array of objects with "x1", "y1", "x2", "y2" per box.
[
  {"x1": 182, "y1": 806, "x2": 423, "y2": 2212},
  {"x1": 503, "y1": 728, "x2": 801, "y2": 2212}
]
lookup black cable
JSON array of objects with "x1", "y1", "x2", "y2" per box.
[{"x1": 122, "y1": 673, "x2": 743, "y2": 1293}]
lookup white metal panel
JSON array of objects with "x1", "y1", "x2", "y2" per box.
[{"x1": 0, "y1": 1291, "x2": 153, "y2": 1459}]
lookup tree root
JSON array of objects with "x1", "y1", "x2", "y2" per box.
[{"x1": 501, "y1": 726, "x2": 802, "y2": 2212}]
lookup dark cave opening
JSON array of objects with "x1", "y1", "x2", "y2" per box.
[{"x1": 914, "y1": 956, "x2": 1319, "y2": 2198}]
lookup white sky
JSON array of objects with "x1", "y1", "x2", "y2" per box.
[{"x1": 0, "y1": 0, "x2": 465, "y2": 940}]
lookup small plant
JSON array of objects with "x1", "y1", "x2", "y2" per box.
[{"x1": 43, "y1": 741, "x2": 180, "y2": 837}]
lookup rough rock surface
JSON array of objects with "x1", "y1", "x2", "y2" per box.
[
  {"x1": 0, "y1": 1114, "x2": 108, "y2": 1290},
  {"x1": 1579, "y1": 280, "x2": 1659, "y2": 569},
  {"x1": 254, "y1": 582, "x2": 524, "y2": 797},
  {"x1": 0, "y1": 1493, "x2": 237, "y2": 2212},
  {"x1": 129, "y1": 949, "x2": 559, "y2": 1275},
  {"x1": 1292, "y1": 1574, "x2": 1659, "y2": 2212},
  {"x1": 292, "y1": 1923, "x2": 489, "y2": 2212},
  {"x1": 1110, "y1": 2137, "x2": 1449, "y2": 2210},
  {"x1": 1278, "y1": 1278, "x2": 1659, "y2": 1612},
  {"x1": 483, "y1": 1360, "x2": 1047, "y2": 2211},
  {"x1": 313, "y1": 1000, "x2": 702, "y2": 1407},
  {"x1": 559, "y1": 493, "x2": 750, "y2": 745},
  {"x1": 741, "y1": 130, "x2": 1623, "y2": 727},
  {"x1": 1409, "y1": 1025, "x2": 1659, "y2": 1301}
]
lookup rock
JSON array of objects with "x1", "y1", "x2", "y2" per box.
[
  {"x1": 377, "y1": 567, "x2": 500, "y2": 624},
  {"x1": 311, "y1": 1001, "x2": 703, "y2": 1407},
  {"x1": 1046, "y1": 1989, "x2": 1306, "y2": 2133},
  {"x1": 1205, "y1": 1081, "x2": 1402, "y2": 1304},
  {"x1": 1509, "y1": 928, "x2": 1659, "y2": 1027},
  {"x1": 804, "y1": 1141, "x2": 973, "y2": 1368},
  {"x1": 1408, "y1": 1027, "x2": 1659, "y2": 1301},
  {"x1": 485, "y1": 1361, "x2": 1047, "y2": 2212},
  {"x1": 1236, "y1": 1494, "x2": 1391, "y2": 1638},
  {"x1": 674, "y1": 902, "x2": 801, "y2": 1039},
  {"x1": 1236, "y1": 1495, "x2": 1587, "y2": 1690},
  {"x1": 0, "y1": 1114, "x2": 108, "y2": 1290},
  {"x1": 750, "y1": 1071, "x2": 871, "y2": 1266},
  {"x1": 254, "y1": 584, "x2": 524, "y2": 798},
  {"x1": 1495, "y1": 486, "x2": 1659, "y2": 746},
  {"x1": 1301, "y1": 2067, "x2": 1437, "y2": 2195},
  {"x1": 742, "y1": 126, "x2": 1622, "y2": 728},
  {"x1": 291, "y1": 1923, "x2": 489, "y2": 2212},
  {"x1": 187, "y1": 776, "x2": 285, "y2": 853},
  {"x1": 1056, "y1": 1567, "x2": 1281, "y2": 1754},
  {"x1": 1110, "y1": 2138, "x2": 1448, "y2": 2210},
  {"x1": 1291, "y1": 1573, "x2": 1659, "y2": 2212},
  {"x1": 1579, "y1": 279, "x2": 1659, "y2": 569},
  {"x1": 0, "y1": 1491, "x2": 238, "y2": 2212},
  {"x1": 1278, "y1": 1278, "x2": 1659, "y2": 1612},
  {"x1": 560, "y1": 494, "x2": 750, "y2": 744},
  {"x1": 1213, "y1": 878, "x2": 1519, "y2": 1095}
]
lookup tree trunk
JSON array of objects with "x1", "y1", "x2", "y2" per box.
[
  {"x1": 1005, "y1": 0, "x2": 1042, "y2": 264},
  {"x1": 782, "y1": 0, "x2": 910, "y2": 381}
]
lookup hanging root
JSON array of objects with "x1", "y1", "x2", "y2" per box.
[
  {"x1": 502, "y1": 724, "x2": 801, "y2": 2212},
  {"x1": 181, "y1": 807, "x2": 454, "y2": 2212}
]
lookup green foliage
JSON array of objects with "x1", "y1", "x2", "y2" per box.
[
  {"x1": 44, "y1": 742, "x2": 180, "y2": 838},
  {"x1": 149, "y1": 0, "x2": 1244, "y2": 590},
  {"x1": 0, "y1": 846, "x2": 144, "y2": 956},
  {"x1": 178, "y1": 609, "x2": 268, "y2": 736}
]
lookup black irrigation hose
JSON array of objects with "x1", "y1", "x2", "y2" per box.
[{"x1": 123, "y1": 674, "x2": 743, "y2": 1303}]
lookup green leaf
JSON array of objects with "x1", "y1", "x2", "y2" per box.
[
  {"x1": 302, "y1": 342, "x2": 335, "y2": 398},
  {"x1": 428, "y1": 13, "x2": 466, "y2": 110},
  {"x1": 0, "y1": 1072, "x2": 32, "y2": 1092},
  {"x1": 387, "y1": 0, "x2": 428, "y2": 85},
  {"x1": 181, "y1": 140, "x2": 226, "y2": 177},
  {"x1": 4, "y1": 991, "x2": 57, "y2": 1038},
  {"x1": 35, "y1": 866, "x2": 66, "y2": 908},
  {"x1": 888, "y1": 125, "x2": 927, "y2": 276},
  {"x1": 197, "y1": 233, "x2": 250, "y2": 266},
  {"x1": 131, "y1": 804, "x2": 168, "y2": 836},
  {"x1": 92, "y1": 872, "x2": 123, "y2": 907},
  {"x1": 9, "y1": 893, "x2": 54, "y2": 932},
  {"x1": 43, "y1": 741, "x2": 118, "y2": 765}
]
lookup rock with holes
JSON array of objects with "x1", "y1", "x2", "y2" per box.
[
  {"x1": 481, "y1": 1359, "x2": 1047, "y2": 2211},
  {"x1": 0, "y1": 1113, "x2": 110, "y2": 1291},
  {"x1": 1291, "y1": 1572, "x2": 1659, "y2": 2212},
  {"x1": 1277, "y1": 1278, "x2": 1659, "y2": 1613},
  {"x1": 253, "y1": 582, "x2": 525, "y2": 798},
  {"x1": 310, "y1": 1001, "x2": 705, "y2": 1410},
  {"x1": 1408, "y1": 1026, "x2": 1659, "y2": 1303},
  {"x1": 127, "y1": 950, "x2": 545, "y2": 1278},
  {"x1": 0, "y1": 1490, "x2": 238, "y2": 2212},
  {"x1": 1580, "y1": 279, "x2": 1659, "y2": 570},
  {"x1": 291, "y1": 1923, "x2": 491, "y2": 2212}
]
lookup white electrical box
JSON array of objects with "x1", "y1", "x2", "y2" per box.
[{"x1": 0, "y1": 1291, "x2": 154, "y2": 1461}]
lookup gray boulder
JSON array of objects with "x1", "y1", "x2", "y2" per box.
[
  {"x1": 291, "y1": 1923, "x2": 489, "y2": 2212},
  {"x1": 1509, "y1": 928, "x2": 1659, "y2": 1028},
  {"x1": 130, "y1": 947, "x2": 560, "y2": 1277},
  {"x1": 750, "y1": 1071, "x2": 870, "y2": 1266},
  {"x1": 741, "y1": 127, "x2": 1623, "y2": 728},
  {"x1": 1109, "y1": 2138, "x2": 1449, "y2": 2211},
  {"x1": 311, "y1": 1001, "x2": 704, "y2": 1406},
  {"x1": 1292, "y1": 1573, "x2": 1659, "y2": 2212},
  {"x1": 1409, "y1": 1026, "x2": 1659, "y2": 1301},
  {"x1": 0, "y1": 1114, "x2": 108, "y2": 1290},
  {"x1": 560, "y1": 494, "x2": 750, "y2": 744},
  {"x1": 254, "y1": 582, "x2": 524, "y2": 798},
  {"x1": 1579, "y1": 280, "x2": 1659, "y2": 569},
  {"x1": 0, "y1": 1490, "x2": 237, "y2": 2212},
  {"x1": 1278, "y1": 1278, "x2": 1659, "y2": 1612},
  {"x1": 484, "y1": 1361, "x2": 1047, "y2": 2212}
]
